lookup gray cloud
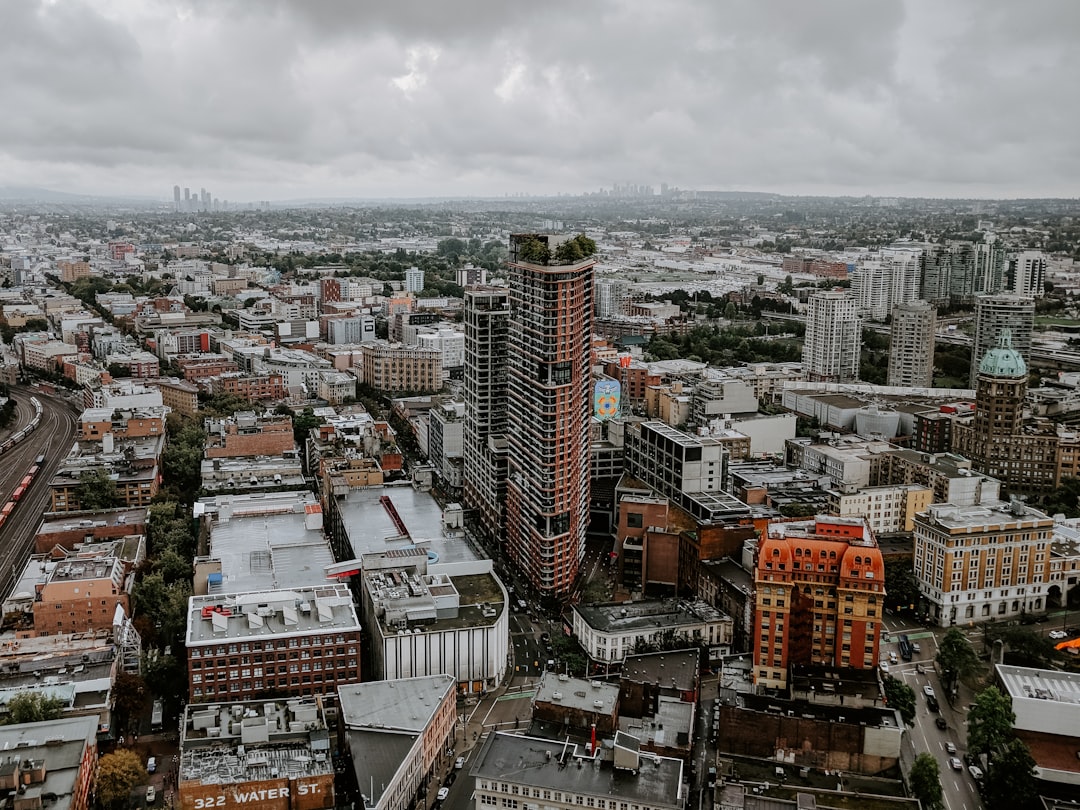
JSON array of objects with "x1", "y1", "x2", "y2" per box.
[{"x1": 0, "y1": 0, "x2": 1075, "y2": 200}]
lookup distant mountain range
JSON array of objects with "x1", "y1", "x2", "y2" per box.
[{"x1": 0, "y1": 186, "x2": 160, "y2": 203}]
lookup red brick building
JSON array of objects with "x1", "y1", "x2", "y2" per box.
[
  {"x1": 177, "y1": 353, "x2": 240, "y2": 381},
  {"x1": 205, "y1": 412, "x2": 295, "y2": 458}
]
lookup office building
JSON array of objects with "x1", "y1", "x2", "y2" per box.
[
  {"x1": 173, "y1": 184, "x2": 182, "y2": 212},
  {"x1": 471, "y1": 732, "x2": 685, "y2": 810},
  {"x1": 802, "y1": 291, "x2": 861, "y2": 383},
  {"x1": 504, "y1": 234, "x2": 594, "y2": 599},
  {"x1": 339, "y1": 675, "x2": 457, "y2": 810},
  {"x1": 953, "y1": 330, "x2": 1059, "y2": 495},
  {"x1": 462, "y1": 288, "x2": 511, "y2": 544},
  {"x1": 752, "y1": 516, "x2": 885, "y2": 691},
  {"x1": 178, "y1": 698, "x2": 335, "y2": 810},
  {"x1": 358, "y1": 341, "x2": 443, "y2": 393},
  {"x1": 185, "y1": 585, "x2": 362, "y2": 701},
  {"x1": 571, "y1": 599, "x2": 731, "y2": 666},
  {"x1": 970, "y1": 294, "x2": 1034, "y2": 387},
  {"x1": 914, "y1": 501, "x2": 1053, "y2": 626},
  {"x1": 887, "y1": 300, "x2": 936, "y2": 388}
]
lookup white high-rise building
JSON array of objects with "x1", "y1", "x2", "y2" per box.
[
  {"x1": 405, "y1": 266, "x2": 425, "y2": 294},
  {"x1": 887, "y1": 300, "x2": 936, "y2": 388},
  {"x1": 851, "y1": 248, "x2": 921, "y2": 321},
  {"x1": 595, "y1": 278, "x2": 630, "y2": 318},
  {"x1": 803, "y1": 290, "x2": 861, "y2": 383},
  {"x1": 1009, "y1": 251, "x2": 1047, "y2": 298}
]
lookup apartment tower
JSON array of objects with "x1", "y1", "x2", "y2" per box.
[
  {"x1": 462, "y1": 287, "x2": 511, "y2": 545},
  {"x1": 970, "y1": 294, "x2": 1034, "y2": 387},
  {"x1": 504, "y1": 234, "x2": 594, "y2": 600},
  {"x1": 802, "y1": 290, "x2": 861, "y2": 383},
  {"x1": 887, "y1": 300, "x2": 936, "y2": 388}
]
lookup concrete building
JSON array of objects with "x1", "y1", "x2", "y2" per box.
[
  {"x1": 532, "y1": 671, "x2": 620, "y2": 736},
  {"x1": 913, "y1": 500, "x2": 1054, "y2": 627},
  {"x1": 317, "y1": 370, "x2": 356, "y2": 405},
  {"x1": 827, "y1": 484, "x2": 933, "y2": 534},
  {"x1": 875, "y1": 449, "x2": 1001, "y2": 506},
  {"x1": 1008, "y1": 250, "x2": 1047, "y2": 298},
  {"x1": 185, "y1": 585, "x2": 362, "y2": 702},
  {"x1": 338, "y1": 675, "x2": 457, "y2": 810},
  {"x1": 327, "y1": 314, "x2": 376, "y2": 344},
  {"x1": 428, "y1": 400, "x2": 464, "y2": 495},
  {"x1": 504, "y1": 235, "x2": 594, "y2": 599},
  {"x1": 850, "y1": 249, "x2": 921, "y2": 321},
  {"x1": 470, "y1": 732, "x2": 685, "y2": 810},
  {"x1": 462, "y1": 288, "x2": 511, "y2": 545},
  {"x1": 996, "y1": 664, "x2": 1080, "y2": 787},
  {"x1": 571, "y1": 599, "x2": 731, "y2": 666},
  {"x1": 178, "y1": 698, "x2": 335, "y2": 810},
  {"x1": 0, "y1": 716, "x2": 99, "y2": 810},
  {"x1": 887, "y1": 300, "x2": 936, "y2": 388},
  {"x1": 970, "y1": 294, "x2": 1034, "y2": 387},
  {"x1": 359, "y1": 550, "x2": 509, "y2": 692},
  {"x1": 358, "y1": 341, "x2": 443, "y2": 393},
  {"x1": 802, "y1": 291, "x2": 860, "y2": 383},
  {"x1": 405, "y1": 266, "x2": 425, "y2": 293},
  {"x1": 753, "y1": 516, "x2": 885, "y2": 691},
  {"x1": 952, "y1": 330, "x2": 1059, "y2": 495}
]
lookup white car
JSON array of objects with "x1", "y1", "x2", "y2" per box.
[
  {"x1": 437, "y1": 788, "x2": 450, "y2": 802},
  {"x1": 923, "y1": 684, "x2": 935, "y2": 698},
  {"x1": 949, "y1": 757, "x2": 962, "y2": 771},
  {"x1": 945, "y1": 742, "x2": 957, "y2": 754},
  {"x1": 455, "y1": 757, "x2": 465, "y2": 770},
  {"x1": 146, "y1": 787, "x2": 156, "y2": 804},
  {"x1": 879, "y1": 661, "x2": 890, "y2": 673},
  {"x1": 1049, "y1": 630, "x2": 1068, "y2": 640}
]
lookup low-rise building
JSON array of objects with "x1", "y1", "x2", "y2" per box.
[
  {"x1": 0, "y1": 716, "x2": 99, "y2": 810},
  {"x1": 185, "y1": 585, "x2": 362, "y2": 702},
  {"x1": 209, "y1": 372, "x2": 287, "y2": 403},
  {"x1": 571, "y1": 600, "x2": 732, "y2": 667},
  {"x1": 48, "y1": 436, "x2": 163, "y2": 512},
  {"x1": 996, "y1": 664, "x2": 1080, "y2": 787},
  {"x1": 471, "y1": 732, "x2": 685, "y2": 810},
  {"x1": 532, "y1": 672, "x2": 620, "y2": 736},
  {"x1": 205, "y1": 411, "x2": 295, "y2": 459},
  {"x1": 178, "y1": 698, "x2": 335, "y2": 810},
  {"x1": 826, "y1": 484, "x2": 933, "y2": 534},
  {"x1": 338, "y1": 675, "x2": 456, "y2": 810}
]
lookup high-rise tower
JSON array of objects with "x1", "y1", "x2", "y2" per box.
[
  {"x1": 802, "y1": 291, "x2": 861, "y2": 383},
  {"x1": 887, "y1": 300, "x2": 936, "y2": 388},
  {"x1": 503, "y1": 234, "x2": 594, "y2": 600},
  {"x1": 970, "y1": 294, "x2": 1034, "y2": 387},
  {"x1": 462, "y1": 287, "x2": 511, "y2": 546}
]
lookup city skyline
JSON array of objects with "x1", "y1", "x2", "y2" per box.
[{"x1": 1, "y1": 1, "x2": 1077, "y2": 201}]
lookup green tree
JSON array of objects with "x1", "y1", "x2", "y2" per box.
[
  {"x1": 517, "y1": 237, "x2": 551, "y2": 265},
  {"x1": 935, "y1": 628, "x2": 979, "y2": 696},
  {"x1": 110, "y1": 672, "x2": 147, "y2": 733},
  {"x1": 723, "y1": 302, "x2": 737, "y2": 319},
  {"x1": 4, "y1": 691, "x2": 65, "y2": 724},
  {"x1": 777, "y1": 274, "x2": 795, "y2": 295},
  {"x1": 96, "y1": 749, "x2": 148, "y2": 808},
  {"x1": 967, "y1": 686, "x2": 1015, "y2": 762},
  {"x1": 984, "y1": 738, "x2": 1038, "y2": 810},
  {"x1": 908, "y1": 752, "x2": 943, "y2": 810},
  {"x1": 291, "y1": 406, "x2": 323, "y2": 444},
  {"x1": 76, "y1": 469, "x2": 119, "y2": 510},
  {"x1": 884, "y1": 560, "x2": 920, "y2": 613},
  {"x1": 882, "y1": 676, "x2": 917, "y2": 726}
]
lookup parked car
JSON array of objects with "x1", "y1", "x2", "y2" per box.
[
  {"x1": 912, "y1": 641, "x2": 921, "y2": 654},
  {"x1": 1049, "y1": 630, "x2": 1068, "y2": 640},
  {"x1": 949, "y1": 757, "x2": 963, "y2": 771},
  {"x1": 146, "y1": 787, "x2": 156, "y2": 804},
  {"x1": 455, "y1": 757, "x2": 465, "y2": 770},
  {"x1": 968, "y1": 765, "x2": 984, "y2": 780},
  {"x1": 147, "y1": 757, "x2": 156, "y2": 774},
  {"x1": 935, "y1": 717, "x2": 947, "y2": 730},
  {"x1": 879, "y1": 661, "x2": 889, "y2": 673},
  {"x1": 437, "y1": 788, "x2": 450, "y2": 802}
]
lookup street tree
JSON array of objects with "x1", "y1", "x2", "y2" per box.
[
  {"x1": 935, "y1": 627, "x2": 979, "y2": 695},
  {"x1": 883, "y1": 560, "x2": 920, "y2": 613},
  {"x1": 984, "y1": 738, "x2": 1038, "y2": 810},
  {"x1": 96, "y1": 749, "x2": 148, "y2": 808},
  {"x1": 967, "y1": 686, "x2": 1015, "y2": 762},
  {"x1": 882, "y1": 676, "x2": 917, "y2": 726},
  {"x1": 908, "y1": 753, "x2": 943, "y2": 810}
]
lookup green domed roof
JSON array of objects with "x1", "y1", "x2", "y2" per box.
[{"x1": 979, "y1": 329, "x2": 1027, "y2": 377}]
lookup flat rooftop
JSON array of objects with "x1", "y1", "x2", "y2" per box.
[
  {"x1": 574, "y1": 600, "x2": 727, "y2": 635},
  {"x1": 534, "y1": 672, "x2": 619, "y2": 715},
  {"x1": 621, "y1": 649, "x2": 700, "y2": 691},
  {"x1": 37, "y1": 508, "x2": 146, "y2": 535},
  {"x1": 997, "y1": 663, "x2": 1080, "y2": 706},
  {"x1": 338, "y1": 674, "x2": 454, "y2": 732},
  {"x1": 197, "y1": 490, "x2": 336, "y2": 593},
  {"x1": 921, "y1": 500, "x2": 1054, "y2": 532},
  {"x1": 186, "y1": 585, "x2": 360, "y2": 645},
  {"x1": 471, "y1": 732, "x2": 683, "y2": 810},
  {"x1": 338, "y1": 485, "x2": 478, "y2": 564}
]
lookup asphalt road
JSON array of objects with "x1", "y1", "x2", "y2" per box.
[
  {"x1": 881, "y1": 619, "x2": 984, "y2": 810},
  {"x1": 0, "y1": 386, "x2": 79, "y2": 599}
]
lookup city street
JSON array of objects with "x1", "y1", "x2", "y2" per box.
[{"x1": 881, "y1": 616, "x2": 983, "y2": 810}]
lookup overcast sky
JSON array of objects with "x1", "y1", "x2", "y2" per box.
[{"x1": 2, "y1": 0, "x2": 1077, "y2": 202}]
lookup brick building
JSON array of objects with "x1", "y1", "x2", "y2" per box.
[
  {"x1": 204, "y1": 411, "x2": 295, "y2": 458},
  {"x1": 753, "y1": 515, "x2": 885, "y2": 691},
  {"x1": 209, "y1": 372, "x2": 287, "y2": 403},
  {"x1": 177, "y1": 353, "x2": 240, "y2": 381}
]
